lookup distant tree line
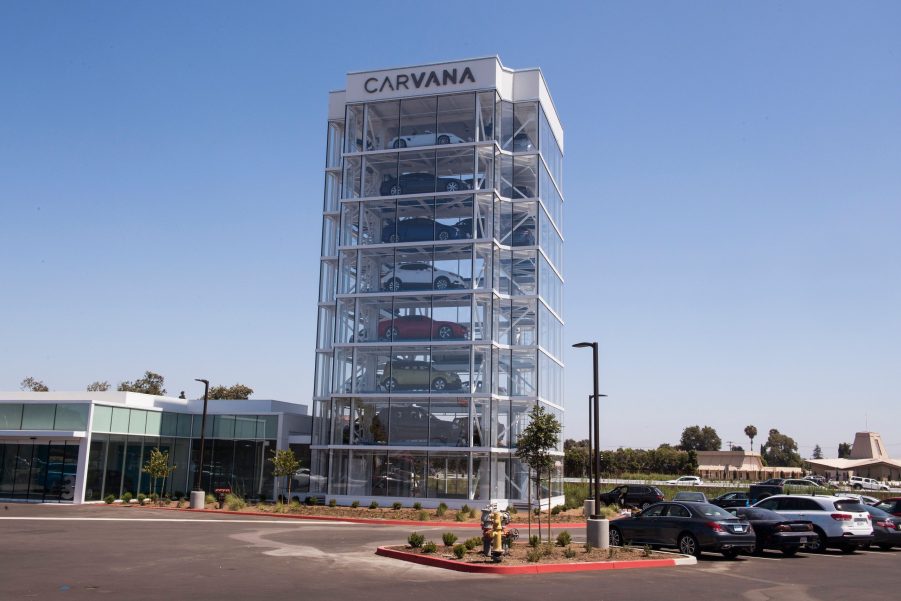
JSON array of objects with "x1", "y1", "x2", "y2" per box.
[{"x1": 19, "y1": 372, "x2": 252, "y2": 399}]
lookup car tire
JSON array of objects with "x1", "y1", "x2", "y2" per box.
[
  {"x1": 444, "y1": 181, "x2": 460, "y2": 192},
  {"x1": 722, "y1": 549, "x2": 740, "y2": 560},
  {"x1": 437, "y1": 134, "x2": 450, "y2": 145},
  {"x1": 386, "y1": 327, "x2": 399, "y2": 340},
  {"x1": 806, "y1": 528, "x2": 827, "y2": 553},
  {"x1": 434, "y1": 276, "x2": 450, "y2": 290},
  {"x1": 390, "y1": 184, "x2": 402, "y2": 195},
  {"x1": 840, "y1": 544, "x2": 857, "y2": 554},
  {"x1": 437, "y1": 229, "x2": 450, "y2": 240},
  {"x1": 879, "y1": 543, "x2": 893, "y2": 551},
  {"x1": 678, "y1": 533, "x2": 701, "y2": 558},
  {"x1": 853, "y1": 484, "x2": 862, "y2": 490},
  {"x1": 431, "y1": 377, "x2": 447, "y2": 391},
  {"x1": 382, "y1": 377, "x2": 398, "y2": 392},
  {"x1": 781, "y1": 546, "x2": 799, "y2": 557},
  {"x1": 388, "y1": 233, "x2": 399, "y2": 243},
  {"x1": 384, "y1": 278, "x2": 402, "y2": 292},
  {"x1": 393, "y1": 139, "x2": 407, "y2": 148},
  {"x1": 609, "y1": 527, "x2": 622, "y2": 547},
  {"x1": 437, "y1": 325, "x2": 453, "y2": 339},
  {"x1": 641, "y1": 502, "x2": 651, "y2": 510}
]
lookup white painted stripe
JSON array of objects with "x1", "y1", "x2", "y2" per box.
[{"x1": 0, "y1": 517, "x2": 352, "y2": 524}]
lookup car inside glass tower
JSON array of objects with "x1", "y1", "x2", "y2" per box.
[{"x1": 312, "y1": 59, "x2": 564, "y2": 506}]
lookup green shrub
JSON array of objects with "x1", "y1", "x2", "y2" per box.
[
  {"x1": 351, "y1": 500, "x2": 360, "y2": 508},
  {"x1": 529, "y1": 535, "x2": 540, "y2": 548},
  {"x1": 413, "y1": 502, "x2": 422, "y2": 510},
  {"x1": 392, "y1": 501, "x2": 402, "y2": 510},
  {"x1": 464, "y1": 537, "x2": 481, "y2": 551},
  {"x1": 422, "y1": 541, "x2": 438, "y2": 554},
  {"x1": 551, "y1": 504, "x2": 564, "y2": 516},
  {"x1": 205, "y1": 493, "x2": 216, "y2": 505},
  {"x1": 369, "y1": 500, "x2": 379, "y2": 509},
  {"x1": 436, "y1": 502, "x2": 448, "y2": 517},
  {"x1": 526, "y1": 547, "x2": 542, "y2": 562},
  {"x1": 305, "y1": 496, "x2": 318, "y2": 506},
  {"x1": 564, "y1": 546, "x2": 577, "y2": 558},
  {"x1": 461, "y1": 503, "x2": 471, "y2": 513},
  {"x1": 600, "y1": 505, "x2": 619, "y2": 519},
  {"x1": 149, "y1": 493, "x2": 159, "y2": 505},
  {"x1": 104, "y1": 494, "x2": 115, "y2": 504},
  {"x1": 454, "y1": 511, "x2": 465, "y2": 522},
  {"x1": 225, "y1": 493, "x2": 246, "y2": 511},
  {"x1": 508, "y1": 505, "x2": 517, "y2": 515},
  {"x1": 642, "y1": 544, "x2": 652, "y2": 557},
  {"x1": 442, "y1": 532, "x2": 458, "y2": 546},
  {"x1": 408, "y1": 532, "x2": 425, "y2": 548},
  {"x1": 329, "y1": 499, "x2": 337, "y2": 507},
  {"x1": 121, "y1": 492, "x2": 133, "y2": 503},
  {"x1": 176, "y1": 499, "x2": 185, "y2": 508},
  {"x1": 453, "y1": 543, "x2": 466, "y2": 559},
  {"x1": 137, "y1": 493, "x2": 146, "y2": 504},
  {"x1": 542, "y1": 542, "x2": 554, "y2": 557},
  {"x1": 533, "y1": 507, "x2": 541, "y2": 516},
  {"x1": 469, "y1": 508, "x2": 477, "y2": 518},
  {"x1": 556, "y1": 531, "x2": 572, "y2": 547},
  {"x1": 289, "y1": 500, "x2": 301, "y2": 511},
  {"x1": 417, "y1": 510, "x2": 429, "y2": 521},
  {"x1": 583, "y1": 542, "x2": 592, "y2": 552}
]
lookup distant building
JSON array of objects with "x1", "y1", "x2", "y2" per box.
[
  {"x1": 696, "y1": 450, "x2": 803, "y2": 481},
  {"x1": 0, "y1": 392, "x2": 311, "y2": 503},
  {"x1": 805, "y1": 432, "x2": 901, "y2": 482}
]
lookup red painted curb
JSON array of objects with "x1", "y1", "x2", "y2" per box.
[
  {"x1": 124, "y1": 505, "x2": 586, "y2": 529},
  {"x1": 375, "y1": 546, "x2": 682, "y2": 574}
]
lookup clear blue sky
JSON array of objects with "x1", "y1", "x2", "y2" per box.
[{"x1": 2, "y1": 1, "x2": 899, "y2": 458}]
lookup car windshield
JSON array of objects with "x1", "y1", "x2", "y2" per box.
[
  {"x1": 690, "y1": 504, "x2": 734, "y2": 519},
  {"x1": 834, "y1": 500, "x2": 867, "y2": 512}
]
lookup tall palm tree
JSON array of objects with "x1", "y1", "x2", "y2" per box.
[{"x1": 744, "y1": 425, "x2": 758, "y2": 451}]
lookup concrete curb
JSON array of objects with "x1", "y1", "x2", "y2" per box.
[
  {"x1": 375, "y1": 546, "x2": 698, "y2": 574},
  {"x1": 128, "y1": 505, "x2": 586, "y2": 529}
]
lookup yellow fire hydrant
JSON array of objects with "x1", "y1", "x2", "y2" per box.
[{"x1": 481, "y1": 504, "x2": 509, "y2": 562}]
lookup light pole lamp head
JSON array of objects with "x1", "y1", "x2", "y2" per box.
[
  {"x1": 194, "y1": 378, "x2": 209, "y2": 386},
  {"x1": 572, "y1": 341, "x2": 597, "y2": 349}
]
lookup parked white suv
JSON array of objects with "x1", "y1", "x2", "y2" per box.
[
  {"x1": 848, "y1": 476, "x2": 890, "y2": 491},
  {"x1": 665, "y1": 476, "x2": 703, "y2": 486},
  {"x1": 753, "y1": 495, "x2": 873, "y2": 553}
]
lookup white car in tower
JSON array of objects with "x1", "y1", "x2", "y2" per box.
[
  {"x1": 848, "y1": 476, "x2": 890, "y2": 491},
  {"x1": 381, "y1": 263, "x2": 466, "y2": 292},
  {"x1": 388, "y1": 131, "x2": 465, "y2": 148}
]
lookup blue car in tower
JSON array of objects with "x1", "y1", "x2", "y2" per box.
[{"x1": 382, "y1": 218, "x2": 463, "y2": 243}]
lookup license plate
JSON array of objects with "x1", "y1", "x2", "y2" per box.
[
  {"x1": 732, "y1": 526, "x2": 746, "y2": 533},
  {"x1": 854, "y1": 519, "x2": 868, "y2": 525}
]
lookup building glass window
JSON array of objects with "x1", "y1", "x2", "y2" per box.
[
  {"x1": 365, "y1": 101, "x2": 400, "y2": 152},
  {"x1": 21, "y1": 404, "x2": 55, "y2": 430},
  {"x1": 0, "y1": 404, "x2": 23, "y2": 429},
  {"x1": 398, "y1": 96, "x2": 437, "y2": 148}
]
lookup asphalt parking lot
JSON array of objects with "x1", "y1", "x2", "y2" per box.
[{"x1": 1, "y1": 504, "x2": 899, "y2": 601}]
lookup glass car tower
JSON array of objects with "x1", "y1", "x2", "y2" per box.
[{"x1": 311, "y1": 57, "x2": 564, "y2": 507}]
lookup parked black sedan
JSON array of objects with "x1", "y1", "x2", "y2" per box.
[
  {"x1": 711, "y1": 491, "x2": 750, "y2": 509},
  {"x1": 609, "y1": 502, "x2": 756, "y2": 559},
  {"x1": 860, "y1": 505, "x2": 901, "y2": 550},
  {"x1": 726, "y1": 507, "x2": 815, "y2": 556},
  {"x1": 597, "y1": 485, "x2": 664, "y2": 510}
]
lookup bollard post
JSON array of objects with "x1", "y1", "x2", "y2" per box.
[
  {"x1": 587, "y1": 517, "x2": 609, "y2": 549},
  {"x1": 583, "y1": 499, "x2": 595, "y2": 518}
]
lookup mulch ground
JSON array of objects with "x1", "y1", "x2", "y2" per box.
[{"x1": 385, "y1": 542, "x2": 662, "y2": 566}]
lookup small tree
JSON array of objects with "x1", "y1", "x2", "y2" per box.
[
  {"x1": 20, "y1": 377, "x2": 49, "y2": 392},
  {"x1": 812, "y1": 444, "x2": 823, "y2": 460},
  {"x1": 142, "y1": 447, "x2": 176, "y2": 502},
  {"x1": 269, "y1": 449, "x2": 301, "y2": 500},
  {"x1": 118, "y1": 371, "x2": 166, "y2": 395},
  {"x1": 208, "y1": 384, "x2": 254, "y2": 400},
  {"x1": 86, "y1": 381, "x2": 110, "y2": 392},
  {"x1": 515, "y1": 404, "x2": 562, "y2": 544},
  {"x1": 744, "y1": 425, "x2": 758, "y2": 450},
  {"x1": 838, "y1": 442, "x2": 852, "y2": 459}
]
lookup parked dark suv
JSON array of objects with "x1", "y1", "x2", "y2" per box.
[{"x1": 598, "y1": 485, "x2": 665, "y2": 509}]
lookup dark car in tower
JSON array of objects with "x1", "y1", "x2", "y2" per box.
[
  {"x1": 381, "y1": 218, "x2": 463, "y2": 243},
  {"x1": 609, "y1": 502, "x2": 756, "y2": 559},
  {"x1": 377, "y1": 315, "x2": 468, "y2": 341},
  {"x1": 726, "y1": 507, "x2": 815, "y2": 556},
  {"x1": 380, "y1": 172, "x2": 471, "y2": 196}
]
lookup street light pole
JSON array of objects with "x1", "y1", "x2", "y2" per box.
[
  {"x1": 190, "y1": 378, "x2": 210, "y2": 509},
  {"x1": 573, "y1": 342, "x2": 601, "y2": 519},
  {"x1": 588, "y1": 393, "x2": 594, "y2": 502}
]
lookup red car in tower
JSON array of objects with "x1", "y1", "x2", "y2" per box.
[{"x1": 377, "y1": 315, "x2": 468, "y2": 341}]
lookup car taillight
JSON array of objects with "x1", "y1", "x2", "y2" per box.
[
  {"x1": 831, "y1": 513, "x2": 852, "y2": 521},
  {"x1": 875, "y1": 520, "x2": 890, "y2": 527},
  {"x1": 707, "y1": 521, "x2": 726, "y2": 532},
  {"x1": 775, "y1": 524, "x2": 791, "y2": 532}
]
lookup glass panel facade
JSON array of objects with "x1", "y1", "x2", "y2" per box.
[{"x1": 316, "y1": 72, "x2": 564, "y2": 504}]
